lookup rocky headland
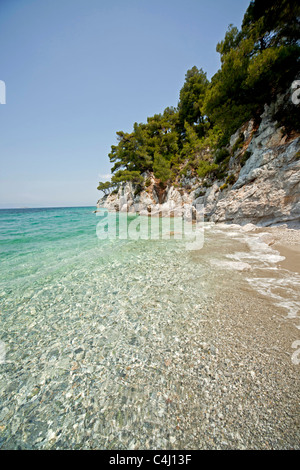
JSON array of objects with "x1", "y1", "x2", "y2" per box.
[{"x1": 98, "y1": 99, "x2": 300, "y2": 229}]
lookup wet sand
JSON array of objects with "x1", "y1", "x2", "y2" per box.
[
  {"x1": 275, "y1": 244, "x2": 300, "y2": 274},
  {"x1": 253, "y1": 225, "x2": 300, "y2": 274}
]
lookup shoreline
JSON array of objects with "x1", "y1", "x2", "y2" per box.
[{"x1": 252, "y1": 225, "x2": 300, "y2": 274}]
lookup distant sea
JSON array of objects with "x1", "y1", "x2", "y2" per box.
[{"x1": 0, "y1": 206, "x2": 299, "y2": 449}]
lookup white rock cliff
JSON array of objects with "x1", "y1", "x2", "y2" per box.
[{"x1": 98, "y1": 103, "x2": 300, "y2": 228}]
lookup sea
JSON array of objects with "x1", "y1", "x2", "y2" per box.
[{"x1": 0, "y1": 206, "x2": 299, "y2": 449}]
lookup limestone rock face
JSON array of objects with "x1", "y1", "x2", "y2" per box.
[
  {"x1": 210, "y1": 107, "x2": 300, "y2": 227},
  {"x1": 202, "y1": 100, "x2": 300, "y2": 227},
  {"x1": 98, "y1": 174, "x2": 196, "y2": 218},
  {"x1": 97, "y1": 100, "x2": 300, "y2": 228}
]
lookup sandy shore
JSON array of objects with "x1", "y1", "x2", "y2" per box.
[
  {"x1": 189, "y1": 221, "x2": 300, "y2": 449},
  {"x1": 193, "y1": 223, "x2": 300, "y2": 449},
  {"x1": 252, "y1": 225, "x2": 300, "y2": 274}
]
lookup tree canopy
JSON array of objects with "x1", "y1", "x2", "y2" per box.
[
  {"x1": 203, "y1": 0, "x2": 300, "y2": 141},
  {"x1": 98, "y1": 0, "x2": 300, "y2": 194}
]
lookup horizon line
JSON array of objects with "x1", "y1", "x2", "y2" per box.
[{"x1": 0, "y1": 204, "x2": 96, "y2": 210}]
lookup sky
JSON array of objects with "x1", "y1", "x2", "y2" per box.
[{"x1": 0, "y1": 0, "x2": 250, "y2": 208}]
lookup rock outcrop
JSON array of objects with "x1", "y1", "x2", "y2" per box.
[
  {"x1": 207, "y1": 105, "x2": 300, "y2": 227},
  {"x1": 98, "y1": 100, "x2": 300, "y2": 228}
]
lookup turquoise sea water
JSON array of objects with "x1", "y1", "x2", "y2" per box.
[
  {"x1": 0, "y1": 207, "x2": 104, "y2": 285},
  {"x1": 0, "y1": 206, "x2": 213, "y2": 449},
  {"x1": 0, "y1": 207, "x2": 299, "y2": 449}
]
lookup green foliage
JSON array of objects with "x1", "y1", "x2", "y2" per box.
[
  {"x1": 203, "y1": 0, "x2": 300, "y2": 141},
  {"x1": 220, "y1": 183, "x2": 228, "y2": 191},
  {"x1": 146, "y1": 107, "x2": 180, "y2": 162},
  {"x1": 232, "y1": 134, "x2": 245, "y2": 154},
  {"x1": 180, "y1": 122, "x2": 203, "y2": 160},
  {"x1": 153, "y1": 152, "x2": 172, "y2": 183},
  {"x1": 180, "y1": 124, "x2": 224, "y2": 171},
  {"x1": 201, "y1": 126, "x2": 224, "y2": 152},
  {"x1": 226, "y1": 174, "x2": 237, "y2": 185},
  {"x1": 134, "y1": 184, "x2": 144, "y2": 197},
  {"x1": 97, "y1": 181, "x2": 113, "y2": 195},
  {"x1": 107, "y1": 107, "x2": 180, "y2": 186},
  {"x1": 242, "y1": 0, "x2": 300, "y2": 47},
  {"x1": 109, "y1": 126, "x2": 152, "y2": 176},
  {"x1": 178, "y1": 67, "x2": 209, "y2": 140},
  {"x1": 214, "y1": 148, "x2": 230, "y2": 164},
  {"x1": 196, "y1": 161, "x2": 218, "y2": 179},
  {"x1": 273, "y1": 89, "x2": 300, "y2": 134},
  {"x1": 214, "y1": 153, "x2": 231, "y2": 181},
  {"x1": 240, "y1": 151, "x2": 252, "y2": 166},
  {"x1": 111, "y1": 170, "x2": 144, "y2": 185},
  {"x1": 216, "y1": 171, "x2": 228, "y2": 181},
  {"x1": 100, "y1": 0, "x2": 299, "y2": 191}
]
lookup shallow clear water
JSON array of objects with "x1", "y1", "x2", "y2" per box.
[{"x1": 0, "y1": 207, "x2": 299, "y2": 449}]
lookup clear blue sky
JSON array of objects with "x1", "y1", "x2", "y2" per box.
[{"x1": 0, "y1": 0, "x2": 250, "y2": 208}]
